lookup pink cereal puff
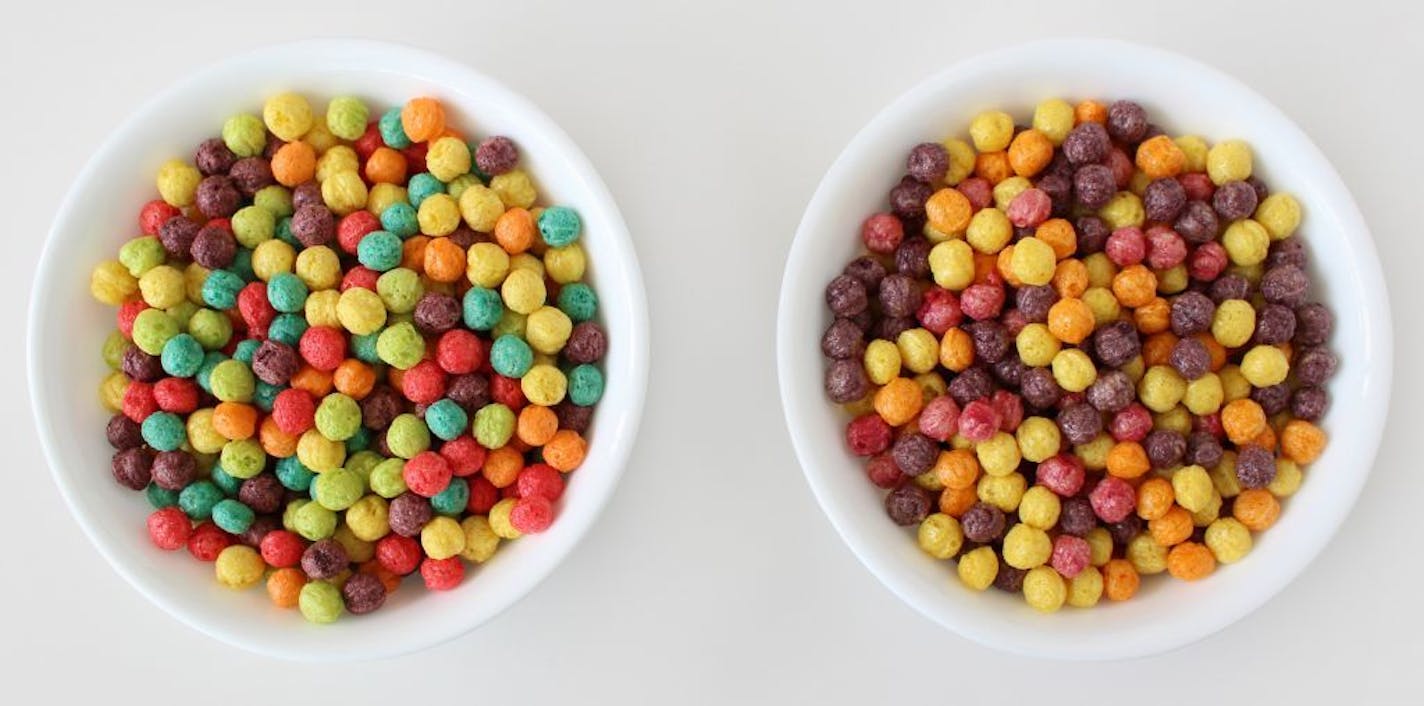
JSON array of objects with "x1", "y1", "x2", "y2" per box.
[
  {"x1": 861, "y1": 213, "x2": 904, "y2": 254},
  {"x1": 956, "y1": 177, "x2": 992, "y2": 211},
  {"x1": 1188, "y1": 241, "x2": 1229, "y2": 282},
  {"x1": 1106, "y1": 227, "x2": 1146, "y2": 267},
  {"x1": 1110, "y1": 403, "x2": 1154, "y2": 442},
  {"x1": 846, "y1": 414, "x2": 893, "y2": 456},
  {"x1": 1006, "y1": 188, "x2": 1052, "y2": 228},
  {"x1": 916, "y1": 288, "x2": 963, "y2": 335},
  {"x1": 1051, "y1": 534, "x2": 1092, "y2": 578},
  {"x1": 866, "y1": 453, "x2": 904, "y2": 489},
  {"x1": 958, "y1": 399, "x2": 1002, "y2": 443},
  {"x1": 960, "y1": 283, "x2": 1005, "y2": 321},
  {"x1": 1037, "y1": 453, "x2": 1086, "y2": 497},
  {"x1": 1145, "y1": 226, "x2": 1187, "y2": 270},
  {"x1": 918, "y1": 396, "x2": 961, "y2": 441},
  {"x1": 991, "y1": 390, "x2": 1023, "y2": 432},
  {"x1": 1090, "y1": 476, "x2": 1137, "y2": 523}
]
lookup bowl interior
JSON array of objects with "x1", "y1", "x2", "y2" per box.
[
  {"x1": 778, "y1": 39, "x2": 1390, "y2": 659},
  {"x1": 29, "y1": 40, "x2": 647, "y2": 660}
]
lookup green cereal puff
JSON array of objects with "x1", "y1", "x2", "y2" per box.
[
  {"x1": 196, "y1": 352, "x2": 229, "y2": 393},
  {"x1": 222, "y1": 114, "x2": 267, "y2": 157},
  {"x1": 161, "y1": 334, "x2": 205, "y2": 378},
  {"x1": 210, "y1": 359, "x2": 255, "y2": 402},
  {"x1": 351, "y1": 331, "x2": 382, "y2": 364},
  {"x1": 556, "y1": 282, "x2": 598, "y2": 323},
  {"x1": 430, "y1": 477, "x2": 469, "y2": 516},
  {"x1": 567, "y1": 364, "x2": 605, "y2": 407},
  {"x1": 473, "y1": 403, "x2": 515, "y2": 449},
  {"x1": 145, "y1": 483, "x2": 180, "y2": 509},
  {"x1": 326, "y1": 96, "x2": 369, "y2": 141},
  {"x1": 282, "y1": 498, "x2": 307, "y2": 531},
  {"x1": 141, "y1": 412, "x2": 186, "y2": 451},
  {"x1": 220, "y1": 438, "x2": 266, "y2": 479},
  {"x1": 379, "y1": 202, "x2": 419, "y2": 238},
  {"x1": 188, "y1": 307, "x2": 233, "y2": 350},
  {"x1": 299, "y1": 580, "x2": 344, "y2": 624},
  {"x1": 490, "y1": 334, "x2": 533, "y2": 378},
  {"x1": 376, "y1": 268, "x2": 423, "y2": 313},
  {"x1": 253, "y1": 380, "x2": 282, "y2": 412},
  {"x1": 462, "y1": 287, "x2": 504, "y2": 331},
  {"x1": 103, "y1": 331, "x2": 131, "y2": 371},
  {"x1": 386, "y1": 414, "x2": 431, "y2": 459},
  {"x1": 407, "y1": 172, "x2": 444, "y2": 208},
  {"x1": 424, "y1": 399, "x2": 469, "y2": 441},
  {"x1": 376, "y1": 322, "x2": 426, "y2": 370},
  {"x1": 232, "y1": 205, "x2": 276, "y2": 248},
  {"x1": 132, "y1": 308, "x2": 180, "y2": 355},
  {"x1": 292, "y1": 500, "x2": 337, "y2": 541},
  {"x1": 202, "y1": 269, "x2": 245, "y2": 310},
  {"x1": 179, "y1": 480, "x2": 224, "y2": 520},
  {"x1": 119, "y1": 236, "x2": 166, "y2": 277},
  {"x1": 315, "y1": 393, "x2": 362, "y2": 441},
  {"x1": 368, "y1": 458, "x2": 408, "y2": 498},
  {"x1": 345, "y1": 450, "x2": 383, "y2": 481},
  {"x1": 166, "y1": 300, "x2": 199, "y2": 329},
  {"x1": 266, "y1": 272, "x2": 309, "y2": 313},
  {"x1": 254, "y1": 184, "x2": 293, "y2": 218},
  {"x1": 377, "y1": 107, "x2": 411, "y2": 149},
  {"x1": 446, "y1": 173, "x2": 481, "y2": 200},
  {"x1": 211, "y1": 498, "x2": 255, "y2": 534},
  {"x1": 210, "y1": 466, "x2": 243, "y2": 496},
  {"x1": 276, "y1": 456, "x2": 316, "y2": 492},
  {"x1": 233, "y1": 338, "x2": 261, "y2": 365},
  {"x1": 537, "y1": 206, "x2": 581, "y2": 247},
  {"x1": 345, "y1": 426, "x2": 372, "y2": 453},
  {"x1": 231, "y1": 248, "x2": 256, "y2": 282},
  {"x1": 357, "y1": 230, "x2": 403, "y2": 272},
  {"x1": 313, "y1": 467, "x2": 364, "y2": 511},
  {"x1": 492, "y1": 309, "x2": 527, "y2": 339},
  {"x1": 268, "y1": 313, "x2": 309, "y2": 346}
]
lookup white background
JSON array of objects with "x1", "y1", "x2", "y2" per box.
[{"x1": 3, "y1": 0, "x2": 1421, "y2": 702}]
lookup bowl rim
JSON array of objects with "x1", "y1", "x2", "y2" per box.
[
  {"x1": 27, "y1": 37, "x2": 650, "y2": 660},
  {"x1": 776, "y1": 37, "x2": 1393, "y2": 660}
]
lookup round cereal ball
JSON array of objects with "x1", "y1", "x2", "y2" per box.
[
  {"x1": 298, "y1": 580, "x2": 344, "y2": 624},
  {"x1": 1240, "y1": 344, "x2": 1290, "y2": 387},
  {"x1": 1207, "y1": 139, "x2": 1252, "y2": 185},
  {"x1": 473, "y1": 403, "x2": 516, "y2": 450},
  {"x1": 1018, "y1": 486, "x2": 1062, "y2": 530},
  {"x1": 1171, "y1": 465, "x2": 1215, "y2": 513},
  {"x1": 526, "y1": 306, "x2": 574, "y2": 355},
  {"x1": 314, "y1": 393, "x2": 362, "y2": 442},
  {"x1": 501, "y1": 268, "x2": 547, "y2": 315},
  {"x1": 521, "y1": 364, "x2": 568, "y2": 406},
  {"x1": 1222, "y1": 219, "x2": 1270, "y2": 266},
  {"x1": 325, "y1": 95, "x2": 369, "y2": 140},
  {"x1": 1204, "y1": 517, "x2": 1253, "y2": 564},
  {"x1": 340, "y1": 571, "x2": 387, "y2": 615},
  {"x1": 490, "y1": 334, "x2": 534, "y2": 378},
  {"x1": 222, "y1": 114, "x2": 266, "y2": 158},
  {"x1": 567, "y1": 364, "x2": 604, "y2": 407},
  {"x1": 374, "y1": 322, "x2": 425, "y2": 371},
  {"x1": 263, "y1": 92, "x2": 313, "y2": 141},
  {"x1": 916, "y1": 513, "x2": 963, "y2": 559},
  {"x1": 1022, "y1": 566, "x2": 1067, "y2": 613},
  {"x1": 1002, "y1": 523, "x2": 1052, "y2": 570},
  {"x1": 385, "y1": 413, "x2": 431, "y2": 460},
  {"x1": 214, "y1": 545, "x2": 266, "y2": 590}
]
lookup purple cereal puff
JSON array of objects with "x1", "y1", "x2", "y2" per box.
[
  {"x1": 106, "y1": 414, "x2": 144, "y2": 449},
  {"x1": 1074, "y1": 164, "x2": 1116, "y2": 209},
  {"x1": 1246, "y1": 176, "x2": 1270, "y2": 202},
  {"x1": 191, "y1": 224, "x2": 237, "y2": 269},
  {"x1": 966, "y1": 320, "x2": 1010, "y2": 364},
  {"x1": 1106, "y1": 100, "x2": 1149, "y2": 143},
  {"x1": 1170, "y1": 291, "x2": 1216, "y2": 337},
  {"x1": 1293, "y1": 303, "x2": 1333, "y2": 346},
  {"x1": 413, "y1": 293, "x2": 462, "y2": 335},
  {"x1": 1016, "y1": 285, "x2": 1058, "y2": 323},
  {"x1": 821, "y1": 319, "x2": 864, "y2": 360},
  {"x1": 1107, "y1": 514, "x2": 1143, "y2": 547},
  {"x1": 251, "y1": 340, "x2": 299, "y2": 386},
  {"x1": 564, "y1": 322, "x2": 608, "y2": 365},
  {"x1": 446, "y1": 373, "x2": 492, "y2": 413},
  {"x1": 301, "y1": 539, "x2": 350, "y2": 579},
  {"x1": 292, "y1": 182, "x2": 323, "y2": 212},
  {"x1": 1208, "y1": 274, "x2": 1250, "y2": 304},
  {"x1": 992, "y1": 357, "x2": 1026, "y2": 389},
  {"x1": 121, "y1": 346, "x2": 165, "y2": 383},
  {"x1": 1020, "y1": 367, "x2": 1062, "y2": 410},
  {"x1": 1169, "y1": 336, "x2": 1211, "y2": 380},
  {"x1": 877, "y1": 273, "x2": 921, "y2": 318},
  {"x1": 1185, "y1": 431, "x2": 1224, "y2": 468},
  {"x1": 1143, "y1": 177, "x2": 1188, "y2": 223},
  {"x1": 554, "y1": 399, "x2": 594, "y2": 433},
  {"x1": 994, "y1": 565, "x2": 1028, "y2": 593},
  {"x1": 876, "y1": 316, "x2": 916, "y2": 342},
  {"x1": 1295, "y1": 347, "x2": 1339, "y2": 386},
  {"x1": 1235, "y1": 445, "x2": 1277, "y2": 489},
  {"x1": 825, "y1": 359, "x2": 869, "y2": 404},
  {"x1": 1143, "y1": 430, "x2": 1186, "y2": 469},
  {"x1": 906, "y1": 142, "x2": 949, "y2": 183},
  {"x1": 1212, "y1": 181, "x2": 1259, "y2": 221},
  {"x1": 195, "y1": 137, "x2": 238, "y2": 176},
  {"x1": 1174, "y1": 201, "x2": 1220, "y2": 244},
  {"x1": 388, "y1": 493, "x2": 433, "y2": 537},
  {"x1": 238, "y1": 474, "x2": 285, "y2": 515},
  {"x1": 891, "y1": 433, "x2": 937, "y2": 476},
  {"x1": 1254, "y1": 303, "x2": 1297, "y2": 345},
  {"x1": 1063, "y1": 122, "x2": 1110, "y2": 165},
  {"x1": 290, "y1": 204, "x2": 335, "y2": 248},
  {"x1": 1037, "y1": 173, "x2": 1072, "y2": 216},
  {"x1": 948, "y1": 366, "x2": 996, "y2": 406},
  {"x1": 158, "y1": 216, "x2": 200, "y2": 260},
  {"x1": 1251, "y1": 383, "x2": 1292, "y2": 416},
  {"x1": 1075, "y1": 216, "x2": 1110, "y2": 254},
  {"x1": 1058, "y1": 497, "x2": 1098, "y2": 536},
  {"x1": 475, "y1": 136, "x2": 519, "y2": 176},
  {"x1": 961, "y1": 503, "x2": 1007, "y2": 543},
  {"x1": 1291, "y1": 386, "x2": 1328, "y2": 421},
  {"x1": 1086, "y1": 370, "x2": 1135, "y2": 413},
  {"x1": 111, "y1": 447, "x2": 154, "y2": 491},
  {"x1": 894, "y1": 237, "x2": 933, "y2": 279},
  {"x1": 195, "y1": 175, "x2": 242, "y2": 219},
  {"x1": 228, "y1": 157, "x2": 274, "y2": 196},
  {"x1": 150, "y1": 450, "x2": 197, "y2": 491},
  {"x1": 889, "y1": 176, "x2": 934, "y2": 220},
  {"x1": 884, "y1": 483, "x2": 933, "y2": 526},
  {"x1": 1266, "y1": 238, "x2": 1308, "y2": 269},
  {"x1": 825, "y1": 274, "x2": 867, "y2": 317},
  {"x1": 342, "y1": 572, "x2": 388, "y2": 615},
  {"x1": 1057, "y1": 403, "x2": 1103, "y2": 446},
  {"x1": 1260, "y1": 265, "x2": 1309, "y2": 307},
  {"x1": 359, "y1": 385, "x2": 405, "y2": 430},
  {"x1": 1092, "y1": 320, "x2": 1142, "y2": 368},
  {"x1": 843, "y1": 256, "x2": 887, "y2": 290}
]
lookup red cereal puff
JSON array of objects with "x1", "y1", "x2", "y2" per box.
[
  {"x1": 1109, "y1": 404, "x2": 1153, "y2": 442},
  {"x1": 1145, "y1": 226, "x2": 1187, "y2": 270},
  {"x1": 122, "y1": 381, "x2": 159, "y2": 423},
  {"x1": 1188, "y1": 241, "x2": 1228, "y2": 282},
  {"x1": 353, "y1": 121, "x2": 383, "y2": 160},
  {"x1": 846, "y1": 414, "x2": 893, "y2": 456},
  {"x1": 916, "y1": 288, "x2": 963, "y2": 336},
  {"x1": 990, "y1": 390, "x2": 1023, "y2": 432},
  {"x1": 153, "y1": 377, "x2": 200, "y2": 414},
  {"x1": 147, "y1": 507, "x2": 192, "y2": 550},
  {"x1": 340, "y1": 265, "x2": 381, "y2": 292},
  {"x1": 337, "y1": 210, "x2": 381, "y2": 256},
  {"x1": 1179, "y1": 172, "x2": 1215, "y2": 201},
  {"x1": 1089, "y1": 476, "x2": 1137, "y2": 523},
  {"x1": 440, "y1": 436, "x2": 487, "y2": 477},
  {"x1": 117, "y1": 300, "x2": 148, "y2": 338},
  {"x1": 510, "y1": 495, "x2": 554, "y2": 533},
  {"x1": 957, "y1": 177, "x2": 993, "y2": 210},
  {"x1": 435, "y1": 329, "x2": 485, "y2": 374},
  {"x1": 401, "y1": 141, "x2": 429, "y2": 175},
  {"x1": 958, "y1": 399, "x2": 1002, "y2": 443},
  {"x1": 466, "y1": 476, "x2": 499, "y2": 514},
  {"x1": 1051, "y1": 534, "x2": 1092, "y2": 578},
  {"x1": 420, "y1": 556, "x2": 464, "y2": 591},
  {"x1": 375, "y1": 533, "x2": 423, "y2": 575},
  {"x1": 866, "y1": 453, "x2": 903, "y2": 489},
  {"x1": 960, "y1": 283, "x2": 1005, "y2": 320},
  {"x1": 1106, "y1": 227, "x2": 1146, "y2": 267},
  {"x1": 1195, "y1": 412, "x2": 1224, "y2": 439},
  {"x1": 187, "y1": 522, "x2": 233, "y2": 561},
  {"x1": 400, "y1": 360, "x2": 447, "y2": 405},
  {"x1": 298, "y1": 326, "x2": 347, "y2": 372},
  {"x1": 271, "y1": 388, "x2": 316, "y2": 435},
  {"x1": 918, "y1": 395, "x2": 961, "y2": 441},
  {"x1": 237, "y1": 282, "x2": 277, "y2": 331},
  {"x1": 1037, "y1": 453, "x2": 1085, "y2": 496},
  {"x1": 516, "y1": 463, "x2": 565, "y2": 502},
  {"x1": 861, "y1": 213, "x2": 904, "y2": 254},
  {"x1": 259, "y1": 529, "x2": 305, "y2": 568},
  {"x1": 491, "y1": 374, "x2": 526, "y2": 411},
  {"x1": 403, "y1": 451, "x2": 452, "y2": 498},
  {"x1": 140, "y1": 199, "x2": 182, "y2": 236}
]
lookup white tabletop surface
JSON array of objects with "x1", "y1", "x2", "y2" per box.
[{"x1": 3, "y1": 0, "x2": 1421, "y2": 702}]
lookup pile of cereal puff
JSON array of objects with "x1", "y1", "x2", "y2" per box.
[
  {"x1": 90, "y1": 92, "x2": 606, "y2": 623},
  {"x1": 821, "y1": 98, "x2": 1335, "y2": 613}
]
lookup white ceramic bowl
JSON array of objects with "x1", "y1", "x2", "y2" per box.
[
  {"x1": 777, "y1": 39, "x2": 1391, "y2": 659},
  {"x1": 28, "y1": 39, "x2": 648, "y2": 661}
]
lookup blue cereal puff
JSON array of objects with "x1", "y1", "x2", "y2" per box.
[
  {"x1": 379, "y1": 202, "x2": 419, "y2": 239},
  {"x1": 230, "y1": 248, "x2": 255, "y2": 282},
  {"x1": 267, "y1": 272, "x2": 309, "y2": 313},
  {"x1": 161, "y1": 333, "x2": 205, "y2": 378},
  {"x1": 141, "y1": 412, "x2": 187, "y2": 451},
  {"x1": 178, "y1": 480, "x2": 224, "y2": 520},
  {"x1": 202, "y1": 269, "x2": 245, "y2": 310},
  {"x1": 146, "y1": 483, "x2": 180, "y2": 509},
  {"x1": 567, "y1": 364, "x2": 605, "y2": 406},
  {"x1": 490, "y1": 334, "x2": 534, "y2": 378},
  {"x1": 407, "y1": 173, "x2": 445, "y2": 208},
  {"x1": 210, "y1": 466, "x2": 243, "y2": 496},
  {"x1": 430, "y1": 477, "x2": 469, "y2": 516},
  {"x1": 276, "y1": 216, "x2": 299, "y2": 247},
  {"x1": 276, "y1": 455, "x2": 315, "y2": 492},
  {"x1": 357, "y1": 230, "x2": 403, "y2": 272},
  {"x1": 462, "y1": 287, "x2": 504, "y2": 331},
  {"x1": 232, "y1": 338, "x2": 262, "y2": 365},
  {"x1": 253, "y1": 380, "x2": 283, "y2": 412},
  {"x1": 268, "y1": 313, "x2": 309, "y2": 346},
  {"x1": 351, "y1": 331, "x2": 382, "y2": 364},
  {"x1": 538, "y1": 206, "x2": 581, "y2": 247},
  {"x1": 556, "y1": 282, "x2": 598, "y2": 323},
  {"x1": 378, "y1": 107, "x2": 411, "y2": 149},
  {"x1": 212, "y1": 498, "x2": 255, "y2": 534},
  {"x1": 345, "y1": 426, "x2": 372, "y2": 454},
  {"x1": 424, "y1": 398, "x2": 469, "y2": 441}
]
